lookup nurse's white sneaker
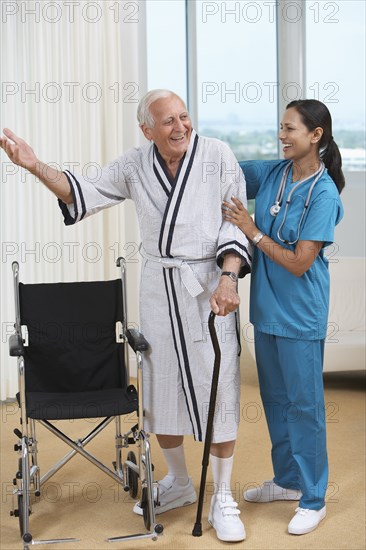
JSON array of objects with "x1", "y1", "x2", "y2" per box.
[
  {"x1": 243, "y1": 480, "x2": 302, "y2": 502},
  {"x1": 133, "y1": 476, "x2": 196, "y2": 516},
  {"x1": 288, "y1": 506, "x2": 326, "y2": 535},
  {"x1": 208, "y1": 493, "x2": 246, "y2": 542}
]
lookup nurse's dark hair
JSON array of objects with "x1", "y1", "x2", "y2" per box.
[{"x1": 286, "y1": 99, "x2": 345, "y2": 194}]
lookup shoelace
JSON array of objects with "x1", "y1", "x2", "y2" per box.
[
  {"x1": 157, "y1": 477, "x2": 191, "y2": 502},
  {"x1": 158, "y1": 481, "x2": 173, "y2": 496},
  {"x1": 295, "y1": 507, "x2": 310, "y2": 516}
]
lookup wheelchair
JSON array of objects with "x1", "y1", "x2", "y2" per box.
[{"x1": 8, "y1": 258, "x2": 163, "y2": 549}]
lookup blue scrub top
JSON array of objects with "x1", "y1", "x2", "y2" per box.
[{"x1": 240, "y1": 159, "x2": 344, "y2": 340}]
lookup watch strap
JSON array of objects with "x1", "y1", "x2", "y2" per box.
[{"x1": 221, "y1": 271, "x2": 238, "y2": 283}]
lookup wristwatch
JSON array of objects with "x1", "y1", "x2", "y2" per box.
[{"x1": 221, "y1": 271, "x2": 238, "y2": 283}]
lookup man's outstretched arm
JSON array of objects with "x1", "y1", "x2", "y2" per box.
[{"x1": 0, "y1": 128, "x2": 72, "y2": 204}]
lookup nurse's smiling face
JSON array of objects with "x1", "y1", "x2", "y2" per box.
[
  {"x1": 279, "y1": 107, "x2": 323, "y2": 164},
  {"x1": 141, "y1": 94, "x2": 192, "y2": 163}
]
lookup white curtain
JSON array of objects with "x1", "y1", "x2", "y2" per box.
[{"x1": 0, "y1": 1, "x2": 147, "y2": 399}]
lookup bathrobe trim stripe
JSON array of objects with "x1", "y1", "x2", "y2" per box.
[
  {"x1": 64, "y1": 170, "x2": 87, "y2": 221},
  {"x1": 166, "y1": 268, "x2": 203, "y2": 441},
  {"x1": 157, "y1": 131, "x2": 199, "y2": 257},
  {"x1": 162, "y1": 269, "x2": 197, "y2": 436}
]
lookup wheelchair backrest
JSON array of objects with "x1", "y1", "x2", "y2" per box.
[{"x1": 19, "y1": 279, "x2": 126, "y2": 393}]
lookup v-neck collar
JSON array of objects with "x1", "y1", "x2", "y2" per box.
[{"x1": 154, "y1": 145, "x2": 187, "y2": 187}]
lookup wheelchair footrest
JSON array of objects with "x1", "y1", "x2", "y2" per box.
[
  {"x1": 31, "y1": 538, "x2": 81, "y2": 545},
  {"x1": 107, "y1": 528, "x2": 163, "y2": 543}
]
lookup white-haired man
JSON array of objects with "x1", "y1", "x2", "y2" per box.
[{"x1": 1, "y1": 90, "x2": 251, "y2": 542}]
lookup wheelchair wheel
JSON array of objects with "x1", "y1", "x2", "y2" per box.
[
  {"x1": 126, "y1": 451, "x2": 138, "y2": 498},
  {"x1": 16, "y1": 458, "x2": 25, "y2": 535},
  {"x1": 14, "y1": 453, "x2": 32, "y2": 548},
  {"x1": 140, "y1": 487, "x2": 151, "y2": 531},
  {"x1": 16, "y1": 458, "x2": 30, "y2": 538},
  {"x1": 17, "y1": 493, "x2": 25, "y2": 536}
]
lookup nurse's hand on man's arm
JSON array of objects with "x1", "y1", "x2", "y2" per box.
[
  {"x1": 0, "y1": 128, "x2": 72, "y2": 204},
  {"x1": 222, "y1": 196, "x2": 258, "y2": 241},
  {"x1": 223, "y1": 195, "x2": 323, "y2": 277}
]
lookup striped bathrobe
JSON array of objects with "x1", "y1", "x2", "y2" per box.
[{"x1": 59, "y1": 130, "x2": 252, "y2": 442}]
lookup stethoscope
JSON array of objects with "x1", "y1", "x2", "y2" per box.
[{"x1": 270, "y1": 161, "x2": 325, "y2": 245}]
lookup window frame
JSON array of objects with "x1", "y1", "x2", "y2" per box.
[{"x1": 184, "y1": 0, "x2": 364, "y2": 183}]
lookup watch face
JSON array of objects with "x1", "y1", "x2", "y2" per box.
[{"x1": 222, "y1": 271, "x2": 237, "y2": 282}]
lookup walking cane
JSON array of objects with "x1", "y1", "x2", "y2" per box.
[{"x1": 192, "y1": 311, "x2": 221, "y2": 537}]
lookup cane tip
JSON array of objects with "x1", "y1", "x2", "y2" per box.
[{"x1": 192, "y1": 523, "x2": 202, "y2": 537}]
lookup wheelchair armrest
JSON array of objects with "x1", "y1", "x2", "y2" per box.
[
  {"x1": 126, "y1": 329, "x2": 149, "y2": 353},
  {"x1": 9, "y1": 334, "x2": 24, "y2": 357}
]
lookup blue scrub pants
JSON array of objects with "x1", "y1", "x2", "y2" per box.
[{"x1": 254, "y1": 329, "x2": 328, "y2": 510}]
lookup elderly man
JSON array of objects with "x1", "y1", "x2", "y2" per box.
[{"x1": 1, "y1": 90, "x2": 251, "y2": 542}]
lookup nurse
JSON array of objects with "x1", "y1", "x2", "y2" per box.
[{"x1": 222, "y1": 100, "x2": 344, "y2": 535}]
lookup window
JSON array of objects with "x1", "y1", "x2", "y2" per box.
[
  {"x1": 195, "y1": 0, "x2": 278, "y2": 161},
  {"x1": 145, "y1": 0, "x2": 187, "y2": 104},
  {"x1": 306, "y1": 0, "x2": 366, "y2": 171}
]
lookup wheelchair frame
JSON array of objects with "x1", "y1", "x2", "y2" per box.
[{"x1": 9, "y1": 259, "x2": 163, "y2": 549}]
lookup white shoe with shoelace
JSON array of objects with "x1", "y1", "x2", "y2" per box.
[
  {"x1": 288, "y1": 505, "x2": 326, "y2": 535},
  {"x1": 208, "y1": 493, "x2": 246, "y2": 542},
  {"x1": 132, "y1": 475, "x2": 196, "y2": 516}
]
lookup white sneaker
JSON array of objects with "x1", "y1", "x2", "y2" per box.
[
  {"x1": 288, "y1": 506, "x2": 326, "y2": 535},
  {"x1": 133, "y1": 476, "x2": 197, "y2": 516},
  {"x1": 244, "y1": 480, "x2": 302, "y2": 502},
  {"x1": 208, "y1": 493, "x2": 246, "y2": 542}
]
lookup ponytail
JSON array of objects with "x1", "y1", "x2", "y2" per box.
[
  {"x1": 286, "y1": 99, "x2": 345, "y2": 194},
  {"x1": 320, "y1": 138, "x2": 345, "y2": 194}
]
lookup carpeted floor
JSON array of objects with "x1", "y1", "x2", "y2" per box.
[{"x1": 1, "y1": 355, "x2": 365, "y2": 550}]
